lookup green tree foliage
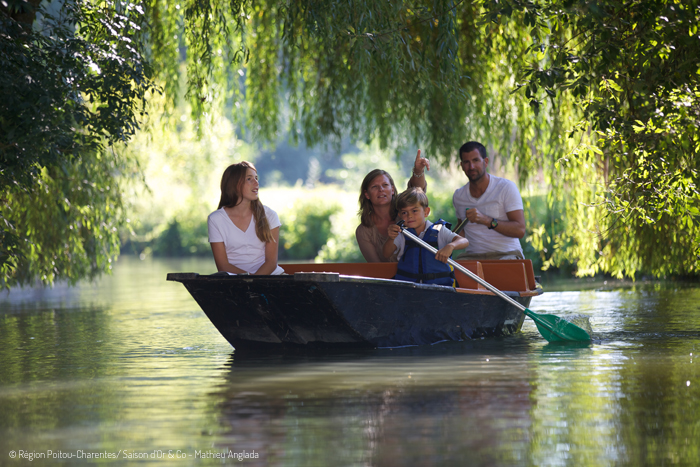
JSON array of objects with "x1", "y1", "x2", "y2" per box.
[
  {"x1": 1, "y1": 0, "x2": 155, "y2": 286},
  {"x1": 118, "y1": 97, "x2": 243, "y2": 259},
  {"x1": 155, "y1": 0, "x2": 698, "y2": 277},
  {"x1": 3, "y1": 0, "x2": 699, "y2": 283},
  {"x1": 148, "y1": 0, "x2": 471, "y2": 157},
  {"x1": 485, "y1": 0, "x2": 700, "y2": 276},
  {"x1": 3, "y1": 154, "x2": 130, "y2": 284}
]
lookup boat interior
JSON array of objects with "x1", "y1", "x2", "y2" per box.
[{"x1": 280, "y1": 260, "x2": 540, "y2": 296}]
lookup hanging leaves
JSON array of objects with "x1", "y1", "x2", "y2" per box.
[
  {"x1": 1, "y1": 0, "x2": 155, "y2": 287},
  {"x1": 3, "y1": 0, "x2": 699, "y2": 283}
]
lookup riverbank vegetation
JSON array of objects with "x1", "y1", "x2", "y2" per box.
[
  {"x1": 123, "y1": 182, "x2": 562, "y2": 274},
  {"x1": 117, "y1": 108, "x2": 564, "y2": 275},
  {"x1": 2, "y1": 0, "x2": 698, "y2": 287}
]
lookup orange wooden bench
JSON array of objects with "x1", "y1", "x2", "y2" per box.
[{"x1": 280, "y1": 259, "x2": 536, "y2": 295}]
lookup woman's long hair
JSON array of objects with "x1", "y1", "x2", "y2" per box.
[
  {"x1": 358, "y1": 169, "x2": 398, "y2": 227},
  {"x1": 218, "y1": 161, "x2": 275, "y2": 243}
]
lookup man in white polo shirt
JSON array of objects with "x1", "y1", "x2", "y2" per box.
[{"x1": 452, "y1": 141, "x2": 526, "y2": 260}]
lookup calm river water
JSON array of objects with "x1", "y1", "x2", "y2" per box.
[{"x1": 1, "y1": 256, "x2": 699, "y2": 466}]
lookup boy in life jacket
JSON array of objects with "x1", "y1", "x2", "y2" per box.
[{"x1": 383, "y1": 187, "x2": 469, "y2": 286}]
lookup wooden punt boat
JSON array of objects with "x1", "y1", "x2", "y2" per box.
[{"x1": 167, "y1": 260, "x2": 542, "y2": 349}]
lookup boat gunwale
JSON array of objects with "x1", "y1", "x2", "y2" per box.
[{"x1": 166, "y1": 271, "x2": 542, "y2": 298}]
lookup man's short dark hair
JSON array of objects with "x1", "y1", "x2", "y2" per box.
[{"x1": 459, "y1": 142, "x2": 487, "y2": 161}]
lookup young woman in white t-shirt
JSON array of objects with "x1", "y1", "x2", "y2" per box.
[{"x1": 207, "y1": 161, "x2": 284, "y2": 275}]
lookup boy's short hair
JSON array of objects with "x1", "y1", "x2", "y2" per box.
[{"x1": 396, "y1": 187, "x2": 429, "y2": 210}]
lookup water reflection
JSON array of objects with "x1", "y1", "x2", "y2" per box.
[
  {"x1": 216, "y1": 341, "x2": 538, "y2": 466},
  {"x1": 0, "y1": 257, "x2": 699, "y2": 466}
]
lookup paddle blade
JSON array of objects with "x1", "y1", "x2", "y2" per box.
[{"x1": 524, "y1": 309, "x2": 592, "y2": 342}]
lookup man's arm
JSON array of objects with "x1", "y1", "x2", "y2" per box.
[
  {"x1": 463, "y1": 208, "x2": 525, "y2": 239},
  {"x1": 494, "y1": 209, "x2": 526, "y2": 238},
  {"x1": 495, "y1": 181, "x2": 527, "y2": 238}
]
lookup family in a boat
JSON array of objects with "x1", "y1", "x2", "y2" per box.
[{"x1": 206, "y1": 141, "x2": 526, "y2": 285}]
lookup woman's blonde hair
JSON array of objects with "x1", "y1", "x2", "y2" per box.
[
  {"x1": 218, "y1": 161, "x2": 275, "y2": 243},
  {"x1": 358, "y1": 169, "x2": 398, "y2": 227}
]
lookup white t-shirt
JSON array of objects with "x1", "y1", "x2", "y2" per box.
[
  {"x1": 452, "y1": 175, "x2": 524, "y2": 255},
  {"x1": 391, "y1": 220, "x2": 460, "y2": 260},
  {"x1": 207, "y1": 206, "x2": 284, "y2": 275}
]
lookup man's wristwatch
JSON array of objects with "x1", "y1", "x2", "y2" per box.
[{"x1": 488, "y1": 218, "x2": 498, "y2": 229}]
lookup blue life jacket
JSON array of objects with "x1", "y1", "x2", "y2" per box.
[{"x1": 395, "y1": 219, "x2": 455, "y2": 286}]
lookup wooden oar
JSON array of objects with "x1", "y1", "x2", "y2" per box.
[{"x1": 396, "y1": 221, "x2": 592, "y2": 343}]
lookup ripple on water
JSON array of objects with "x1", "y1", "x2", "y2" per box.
[{"x1": 562, "y1": 313, "x2": 594, "y2": 337}]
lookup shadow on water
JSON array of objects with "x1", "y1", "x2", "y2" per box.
[{"x1": 227, "y1": 333, "x2": 537, "y2": 364}]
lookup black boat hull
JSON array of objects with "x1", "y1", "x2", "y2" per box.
[{"x1": 168, "y1": 272, "x2": 538, "y2": 349}]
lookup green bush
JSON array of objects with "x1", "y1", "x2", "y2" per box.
[
  {"x1": 425, "y1": 190, "x2": 459, "y2": 227},
  {"x1": 122, "y1": 185, "x2": 579, "y2": 272},
  {"x1": 316, "y1": 211, "x2": 364, "y2": 262},
  {"x1": 124, "y1": 194, "x2": 346, "y2": 261},
  {"x1": 125, "y1": 189, "x2": 578, "y2": 278},
  {"x1": 279, "y1": 200, "x2": 340, "y2": 260},
  {"x1": 122, "y1": 206, "x2": 211, "y2": 258}
]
